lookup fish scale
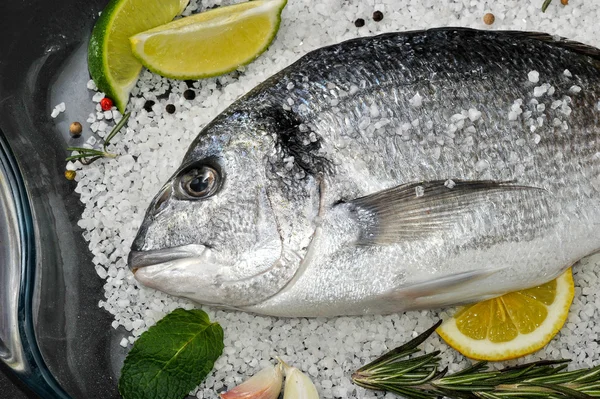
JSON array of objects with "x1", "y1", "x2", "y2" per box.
[{"x1": 130, "y1": 28, "x2": 600, "y2": 317}]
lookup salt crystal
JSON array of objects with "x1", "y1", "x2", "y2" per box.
[
  {"x1": 51, "y1": 108, "x2": 60, "y2": 118},
  {"x1": 564, "y1": 69, "x2": 573, "y2": 77},
  {"x1": 92, "y1": 92, "x2": 105, "y2": 102},
  {"x1": 533, "y1": 134, "x2": 541, "y2": 144},
  {"x1": 57, "y1": 102, "x2": 66, "y2": 112},
  {"x1": 415, "y1": 186, "x2": 425, "y2": 197},
  {"x1": 132, "y1": 319, "x2": 144, "y2": 329},
  {"x1": 508, "y1": 111, "x2": 518, "y2": 121},
  {"x1": 450, "y1": 113, "x2": 465, "y2": 123},
  {"x1": 468, "y1": 108, "x2": 481, "y2": 121},
  {"x1": 119, "y1": 338, "x2": 129, "y2": 347},
  {"x1": 409, "y1": 93, "x2": 422, "y2": 107},
  {"x1": 444, "y1": 179, "x2": 456, "y2": 189},
  {"x1": 475, "y1": 159, "x2": 489, "y2": 172},
  {"x1": 569, "y1": 85, "x2": 582, "y2": 94},
  {"x1": 369, "y1": 104, "x2": 380, "y2": 118},
  {"x1": 533, "y1": 85, "x2": 548, "y2": 97},
  {"x1": 527, "y1": 70, "x2": 539, "y2": 83},
  {"x1": 358, "y1": 117, "x2": 370, "y2": 130}
]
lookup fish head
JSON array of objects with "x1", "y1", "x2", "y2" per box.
[{"x1": 128, "y1": 116, "x2": 320, "y2": 308}]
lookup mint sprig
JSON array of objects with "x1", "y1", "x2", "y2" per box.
[{"x1": 119, "y1": 308, "x2": 224, "y2": 399}]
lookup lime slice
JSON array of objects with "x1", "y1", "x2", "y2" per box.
[
  {"x1": 129, "y1": 0, "x2": 287, "y2": 80},
  {"x1": 88, "y1": 0, "x2": 189, "y2": 111}
]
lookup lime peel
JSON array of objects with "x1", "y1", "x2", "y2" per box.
[{"x1": 88, "y1": 0, "x2": 190, "y2": 111}]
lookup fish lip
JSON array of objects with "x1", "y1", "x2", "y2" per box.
[{"x1": 128, "y1": 244, "x2": 208, "y2": 272}]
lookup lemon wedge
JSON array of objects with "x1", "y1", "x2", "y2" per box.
[
  {"x1": 129, "y1": 0, "x2": 287, "y2": 80},
  {"x1": 437, "y1": 268, "x2": 574, "y2": 361}
]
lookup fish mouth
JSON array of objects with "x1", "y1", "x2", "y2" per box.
[{"x1": 128, "y1": 244, "x2": 209, "y2": 273}]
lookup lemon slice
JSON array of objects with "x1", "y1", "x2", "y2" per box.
[
  {"x1": 88, "y1": 0, "x2": 189, "y2": 111},
  {"x1": 129, "y1": 0, "x2": 287, "y2": 80},
  {"x1": 437, "y1": 268, "x2": 574, "y2": 361}
]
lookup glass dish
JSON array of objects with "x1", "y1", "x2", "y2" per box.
[{"x1": 0, "y1": 0, "x2": 126, "y2": 397}]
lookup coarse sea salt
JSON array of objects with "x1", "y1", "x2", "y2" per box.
[
  {"x1": 444, "y1": 179, "x2": 456, "y2": 189},
  {"x1": 533, "y1": 85, "x2": 548, "y2": 97},
  {"x1": 409, "y1": 92, "x2": 423, "y2": 107},
  {"x1": 468, "y1": 108, "x2": 481, "y2": 121},
  {"x1": 68, "y1": 0, "x2": 600, "y2": 398},
  {"x1": 51, "y1": 102, "x2": 66, "y2": 118},
  {"x1": 528, "y1": 70, "x2": 540, "y2": 83}
]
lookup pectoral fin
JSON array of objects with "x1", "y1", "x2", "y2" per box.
[
  {"x1": 347, "y1": 179, "x2": 544, "y2": 245},
  {"x1": 369, "y1": 267, "x2": 506, "y2": 313}
]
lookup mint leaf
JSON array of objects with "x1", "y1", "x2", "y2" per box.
[{"x1": 119, "y1": 308, "x2": 224, "y2": 399}]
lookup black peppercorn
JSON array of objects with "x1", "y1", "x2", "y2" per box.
[
  {"x1": 165, "y1": 104, "x2": 176, "y2": 114},
  {"x1": 143, "y1": 100, "x2": 155, "y2": 112},
  {"x1": 373, "y1": 10, "x2": 384, "y2": 22},
  {"x1": 183, "y1": 89, "x2": 196, "y2": 100},
  {"x1": 354, "y1": 18, "x2": 365, "y2": 28}
]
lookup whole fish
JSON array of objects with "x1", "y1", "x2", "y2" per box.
[{"x1": 128, "y1": 28, "x2": 600, "y2": 317}]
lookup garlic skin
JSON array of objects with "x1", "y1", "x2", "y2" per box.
[
  {"x1": 220, "y1": 363, "x2": 283, "y2": 399},
  {"x1": 282, "y1": 365, "x2": 320, "y2": 399}
]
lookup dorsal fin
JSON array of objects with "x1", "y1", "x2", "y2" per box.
[
  {"x1": 499, "y1": 29, "x2": 600, "y2": 61},
  {"x1": 424, "y1": 27, "x2": 600, "y2": 64}
]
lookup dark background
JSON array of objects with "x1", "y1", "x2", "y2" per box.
[
  {"x1": 0, "y1": 0, "x2": 127, "y2": 397},
  {"x1": 1, "y1": 363, "x2": 37, "y2": 399}
]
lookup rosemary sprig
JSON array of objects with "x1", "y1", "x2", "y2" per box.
[
  {"x1": 542, "y1": 0, "x2": 553, "y2": 12},
  {"x1": 352, "y1": 320, "x2": 600, "y2": 398},
  {"x1": 66, "y1": 112, "x2": 130, "y2": 165}
]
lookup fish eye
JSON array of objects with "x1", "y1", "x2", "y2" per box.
[{"x1": 177, "y1": 166, "x2": 220, "y2": 199}]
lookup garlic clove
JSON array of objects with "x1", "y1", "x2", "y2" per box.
[
  {"x1": 220, "y1": 363, "x2": 284, "y2": 399},
  {"x1": 282, "y1": 364, "x2": 320, "y2": 399}
]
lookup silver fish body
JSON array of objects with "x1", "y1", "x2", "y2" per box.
[{"x1": 129, "y1": 28, "x2": 600, "y2": 317}]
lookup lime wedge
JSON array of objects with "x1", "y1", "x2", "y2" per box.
[
  {"x1": 88, "y1": 0, "x2": 189, "y2": 111},
  {"x1": 129, "y1": 0, "x2": 287, "y2": 80}
]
